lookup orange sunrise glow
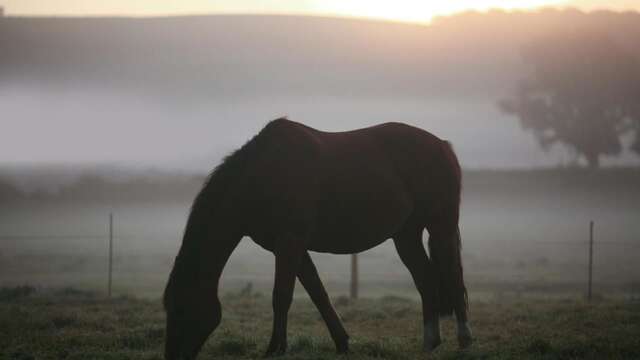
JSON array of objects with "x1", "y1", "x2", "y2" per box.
[{"x1": 2, "y1": 0, "x2": 638, "y2": 21}]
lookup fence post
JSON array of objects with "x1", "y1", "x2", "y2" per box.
[
  {"x1": 588, "y1": 220, "x2": 594, "y2": 302},
  {"x1": 350, "y1": 254, "x2": 358, "y2": 299},
  {"x1": 108, "y1": 213, "x2": 113, "y2": 298}
]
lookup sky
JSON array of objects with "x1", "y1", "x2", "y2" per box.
[{"x1": 2, "y1": 0, "x2": 639, "y2": 21}]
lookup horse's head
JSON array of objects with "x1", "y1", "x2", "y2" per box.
[{"x1": 163, "y1": 261, "x2": 221, "y2": 360}]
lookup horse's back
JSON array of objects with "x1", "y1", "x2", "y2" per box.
[{"x1": 247, "y1": 119, "x2": 458, "y2": 253}]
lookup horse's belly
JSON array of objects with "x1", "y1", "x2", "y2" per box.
[
  {"x1": 310, "y1": 187, "x2": 412, "y2": 254},
  {"x1": 308, "y1": 233, "x2": 390, "y2": 254}
]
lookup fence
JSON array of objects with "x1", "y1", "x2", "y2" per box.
[{"x1": 1, "y1": 214, "x2": 639, "y2": 300}]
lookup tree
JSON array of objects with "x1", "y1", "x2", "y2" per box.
[{"x1": 499, "y1": 32, "x2": 640, "y2": 168}]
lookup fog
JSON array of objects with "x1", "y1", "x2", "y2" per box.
[
  {"x1": 1, "y1": 10, "x2": 640, "y2": 299},
  {"x1": 3, "y1": 11, "x2": 640, "y2": 171},
  {"x1": 1, "y1": 169, "x2": 638, "y2": 299},
  {"x1": 2, "y1": 90, "x2": 551, "y2": 169}
]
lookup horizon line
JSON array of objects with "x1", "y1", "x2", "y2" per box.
[{"x1": 2, "y1": 7, "x2": 638, "y2": 25}]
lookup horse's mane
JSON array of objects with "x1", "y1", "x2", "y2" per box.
[
  {"x1": 163, "y1": 118, "x2": 285, "y2": 310},
  {"x1": 189, "y1": 138, "x2": 258, "y2": 223}
]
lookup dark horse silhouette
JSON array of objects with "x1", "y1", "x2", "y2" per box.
[{"x1": 163, "y1": 118, "x2": 472, "y2": 359}]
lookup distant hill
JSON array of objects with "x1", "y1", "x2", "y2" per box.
[{"x1": 2, "y1": 10, "x2": 639, "y2": 101}]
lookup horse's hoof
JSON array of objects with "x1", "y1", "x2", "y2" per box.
[
  {"x1": 458, "y1": 334, "x2": 473, "y2": 349},
  {"x1": 423, "y1": 319, "x2": 441, "y2": 353},
  {"x1": 263, "y1": 349, "x2": 285, "y2": 358},
  {"x1": 264, "y1": 341, "x2": 287, "y2": 357},
  {"x1": 423, "y1": 337, "x2": 442, "y2": 353},
  {"x1": 457, "y1": 323, "x2": 473, "y2": 349},
  {"x1": 336, "y1": 339, "x2": 349, "y2": 354}
]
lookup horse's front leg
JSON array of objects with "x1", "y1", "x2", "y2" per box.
[
  {"x1": 265, "y1": 235, "x2": 304, "y2": 357},
  {"x1": 298, "y1": 252, "x2": 350, "y2": 353}
]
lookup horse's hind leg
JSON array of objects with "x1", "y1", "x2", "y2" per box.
[
  {"x1": 298, "y1": 252, "x2": 349, "y2": 353},
  {"x1": 393, "y1": 225, "x2": 441, "y2": 352}
]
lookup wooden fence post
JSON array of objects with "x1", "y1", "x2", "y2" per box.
[
  {"x1": 588, "y1": 220, "x2": 594, "y2": 301},
  {"x1": 108, "y1": 213, "x2": 113, "y2": 298},
  {"x1": 350, "y1": 254, "x2": 358, "y2": 299}
]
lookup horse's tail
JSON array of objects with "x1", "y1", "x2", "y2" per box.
[
  {"x1": 429, "y1": 141, "x2": 468, "y2": 317},
  {"x1": 429, "y1": 227, "x2": 468, "y2": 317}
]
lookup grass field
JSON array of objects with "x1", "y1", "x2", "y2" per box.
[{"x1": 1, "y1": 286, "x2": 639, "y2": 360}]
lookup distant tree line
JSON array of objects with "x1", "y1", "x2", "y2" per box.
[
  {"x1": 0, "y1": 179, "x2": 21, "y2": 203},
  {"x1": 500, "y1": 31, "x2": 640, "y2": 168},
  {"x1": 0, "y1": 175, "x2": 203, "y2": 204}
]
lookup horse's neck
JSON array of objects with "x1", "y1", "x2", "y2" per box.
[
  {"x1": 176, "y1": 202, "x2": 242, "y2": 293},
  {"x1": 178, "y1": 205, "x2": 243, "y2": 289},
  {"x1": 177, "y1": 167, "x2": 250, "y2": 290}
]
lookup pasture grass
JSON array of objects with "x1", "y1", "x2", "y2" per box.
[{"x1": 1, "y1": 287, "x2": 639, "y2": 359}]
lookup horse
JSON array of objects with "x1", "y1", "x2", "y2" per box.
[{"x1": 163, "y1": 118, "x2": 472, "y2": 359}]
